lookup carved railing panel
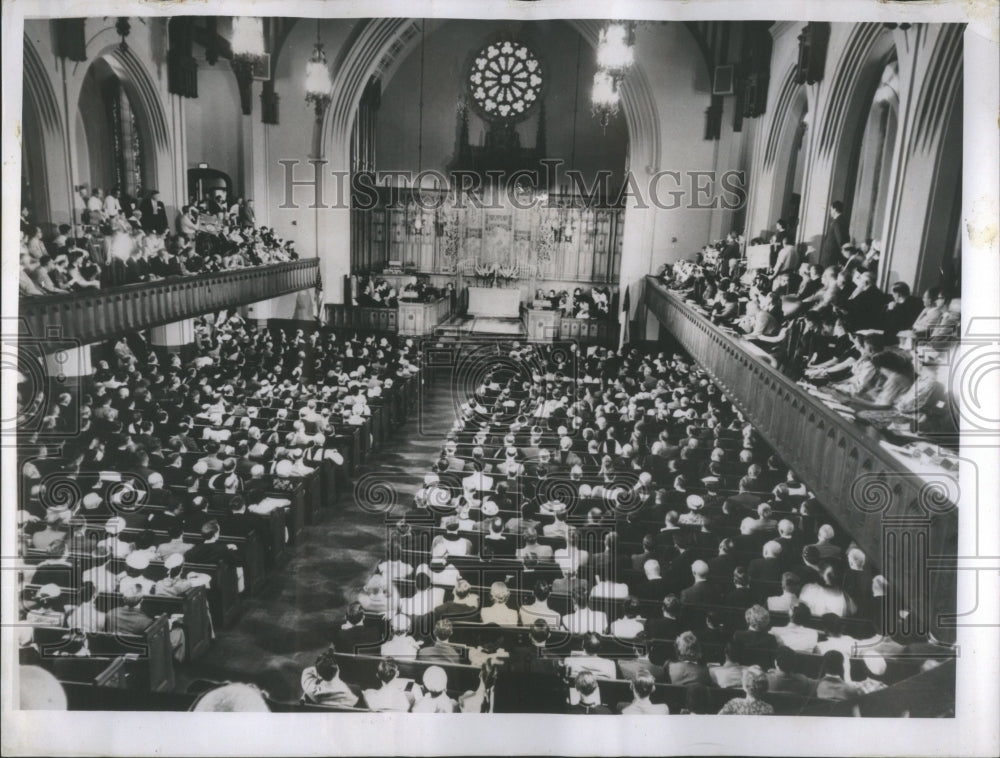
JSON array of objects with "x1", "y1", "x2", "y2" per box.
[{"x1": 20, "y1": 260, "x2": 320, "y2": 346}]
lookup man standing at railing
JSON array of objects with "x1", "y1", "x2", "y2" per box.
[{"x1": 819, "y1": 201, "x2": 849, "y2": 268}]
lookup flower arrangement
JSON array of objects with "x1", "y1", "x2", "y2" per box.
[{"x1": 496, "y1": 263, "x2": 520, "y2": 288}]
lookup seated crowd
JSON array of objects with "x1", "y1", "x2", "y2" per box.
[
  {"x1": 16, "y1": 314, "x2": 421, "y2": 689},
  {"x1": 657, "y1": 230, "x2": 959, "y2": 443},
  {"x1": 19, "y1": 185, "x2": 298, "y2": 296},
  {"x1": 534, "y1": 286, "x2": 613, "y2": 319},
  {"x1": 355, "y1": 275, "x2": 450, "y2": 308},
  {"x1": 313, "y1": 342, "x2": 953, "y2": 714}
]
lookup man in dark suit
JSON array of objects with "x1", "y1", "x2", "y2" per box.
[
  {"x1": 680, "y1": 560, "x2": 718, "y2": 607},
  {"x1": 883, "y1": 282, "x2": 924, "y2": 337},
  {"x1": 416, "y1": 618, "x2": 464, "y2": 664},
  {"x1": 105, "y1": 584, "x2": 154, "y2": 635},
  {"x1": 643, "y1": 594, "x2": 688, "y2": 647},
  {"x1": 819, "y1": 200, "x2": 849, "y2": 268},
  {"x1": 333, "y1": 602, "x2": 384, "y2": 654},
  {"x1": 708, "y1": 538, "x2": 740, "y2": 591},
  {"x1": 434, "y1": 580, "x2": 482, "y2": 623},
  {"x1": 665, "y1": 531, "x2": 698, "y2": 595},
  {"x1": 630, "y1": 535, "x2": 658, "y2": 572},
  {"x1": 634, "y1": 559, "x2": 672, "y2": 604},
  {"x1": 766, "y1": 645, "x2": 816, "y2": 696},
  {"x1": 183, "y1": 520, "x2": 239, "y2": 568},
  {"x1": 481, "y1": 517, "x2": 516, "y2": 557},
  {"x1": 506, "y1": 619, "x2": 563, "y2": 676},
  {"x1": 140, "y1": 191, "x2": 169, "y2": 234},
  {"x1": 843, "y1": 271, "x2": 890, "y2": 331}
]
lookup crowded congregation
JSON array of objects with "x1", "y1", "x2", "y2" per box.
[{"x1": 9, "y1": 8, "x2": 975, "y2": 733}]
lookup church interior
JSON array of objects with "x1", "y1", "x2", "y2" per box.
[{"x1": 13, "y1": 13, "x2": 975, "y2": 719}]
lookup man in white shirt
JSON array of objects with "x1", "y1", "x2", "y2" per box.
[
  {"x1": 518, "y1": 580, "x2": 561, "y2": 627},
  {"x1": 104, "y1": 187, "x2": 122, "y2": 218},
  {"x1": 564, "y1": 633, "x2": 618, "y2": 680},
  {"x1": 381, "y1": 615, "x2": 422, "y2": 659},
  {"x1": 562, "y1": 587, "x2": 609, "y2": 635},
  {"x1": 772, "y1": 603, "x2": 820, "y2": 652},
  {"x1": 301, "y1": 649, "x2": 359, "y2": 707},
  {"x1": 461, "y1": 465, "x2": 494, "y2": 499},
  {"x1": 362, "y1": 659, "x2": 414, "y2": 712},
  {"x1": 609, "y1": 596, "x2": 645, "y2": 640}
]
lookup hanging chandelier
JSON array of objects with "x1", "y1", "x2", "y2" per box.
[
  {"x1": 591, "y1": 70, "x2": 620, "y2": 130},
  {"x1": 304, "y1": 21, "x2": 332, "y2": 119},
  {"x1": 591, "y1": 21, "x2": 634, "y2": 130},
  {"x1": 231, "y1": 17, "x2": 265, "y2": 60},
  {"x1": 596, "y1": 22, "x2": 635, "y2": 76},
  {"x1": 412, "y1": 19, "x2": 427, "y2": 236}
]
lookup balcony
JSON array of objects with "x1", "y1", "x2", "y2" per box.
[
  {"x1": 643, "y1": 276, "x2": 958, "y2": 635},
  {"x1": 19, "y1": 260, "x2": 320, "y2": 345}
]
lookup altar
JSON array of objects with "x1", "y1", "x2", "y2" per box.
[{"x1": 466, "y1": 287, "x2": 521, "y2": 318}]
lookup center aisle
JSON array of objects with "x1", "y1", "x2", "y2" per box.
[{"x1": 176, "y1": 372, "x2": 459, "y2": 701}]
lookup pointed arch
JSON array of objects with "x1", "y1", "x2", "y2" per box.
[{"x1": 22, "y1": 35, "x2": 70, "y2": 228}]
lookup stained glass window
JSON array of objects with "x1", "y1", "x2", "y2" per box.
[
  {"x1": 467, "y1": 40, "x2": 543, "y2": 122},
  {"x1": 108, "y1": 78, "x2": 145, "y2": 197}
]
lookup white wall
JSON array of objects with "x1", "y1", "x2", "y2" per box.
[{"x1": 184, "y1": 64, "x2": 244, "y2": 197}]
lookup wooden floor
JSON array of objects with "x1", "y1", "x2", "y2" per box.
[{"x1": 176, "y1": 371, "x2": 458, "y2": 701}]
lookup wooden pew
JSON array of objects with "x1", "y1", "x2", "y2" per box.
[
  {"x1": 33, "y1": 615, "x2": 176, "y2": 692},
  {"x1": 27, "y1": 583, "x2": 212, "y2": 662}
]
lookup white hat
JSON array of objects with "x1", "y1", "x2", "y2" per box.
[
  {"x1": 863, "y1": 654, "x2": 887, "y2": 677},
  {"x1": 481, "y1": 500, "x2": 499, "y2": 517},
  {"x1": 82, "y1": 492, "x2": 103, "y2": 510},
  {"x1": 125, "y1": 552, "x2": 150, "y2": 571},
  {"x1": 547, "y1": 500, "x2": 567, "y2": 514},
  {"x1": 164, "y1": 553, "x2": 185, "y2": 570},
  {"x1": 422, "y1": 666, "x2": 448, "y2": 693},
  {"x1": 686, "y1": 494, "x2": 705, "y2": 511},
  {"x1": 192, "y1": 461, "x2": 209, "y2": 475},
  {"x1": 579, "y1": 484, "x2": 593, "y2": 498},
  {"x1": 104, "y1": 516, "x2": 126, "y2": 536},
  {"x1": 36, "y1": 583, "x2": 61, "y2": 600}
]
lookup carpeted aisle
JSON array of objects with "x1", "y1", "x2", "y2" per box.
[{"x1": 176, "y1": 372, "x2": 459, "y2": 701}]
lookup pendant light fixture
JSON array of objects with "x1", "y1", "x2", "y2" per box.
[
  {"x1": 592, "y1": 20, "x2": 635, "y2": 130},
  {"x1": 412, "y1": 19, "x2": 426, "y2": 235},
  {"x1": 304, "y1": 19, "x2": 333, "y2": 120}
]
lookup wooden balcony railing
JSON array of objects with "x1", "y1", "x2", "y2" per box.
[
  {"x1": 324, "y1": 304, "x2": 399, "y2": 333},
  {"x1": 19, "y1": 260, "x2": 320, "y2": 345},
  {"x1": 644, "y1": 276, "x2": 958, "y2": 637}
]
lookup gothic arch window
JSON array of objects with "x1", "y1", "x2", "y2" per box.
[
  {"x1": 78, "y1": 55, "x2": 153, "y2": 201},
  {"x1": 849, "y1": 58, "x2": 899, "y2": 247},
  {"x1": 106, "y1": 76, "x2": 146, "y2": 198}
]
